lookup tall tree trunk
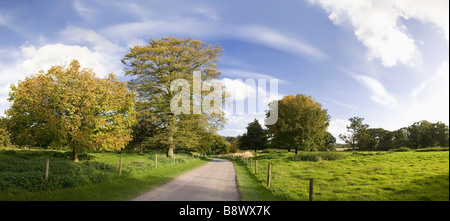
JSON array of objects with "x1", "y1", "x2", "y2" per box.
[
  {"x1": 295, "y1": 148, "x2": 298, "y2": 155},
  {"x1": 166, "y1": 117, "x2": 175, "y2": 158},
  {"x1": 73, "y1": 147, "x2": 79, "y2": 162},
  {"x1": 167, "y1": 135, "x2": 174, "y2": 158}
]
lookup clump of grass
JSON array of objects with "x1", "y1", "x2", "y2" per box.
[{"x1": 292, "y1": 151, "x2": 347, "y2": 162}]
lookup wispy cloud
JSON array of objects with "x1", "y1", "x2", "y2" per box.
[
  {"x1": 0, "y1": 9, "x2": 24, "y2": 35},
  {"x1": 229, "y1": 25, "x2": 327, "y2": 60},
  {"x1": 406, "y1": 61, "x2": 449, "y2": 123},
  {"x1": 412, "y1": 61, "x2": 449, "y2": 98},
  {"x1": 100, "y1": 10, "x2": 325, "y2": 60},
  {"x1": 101, "y1": 19, "x2": 214, "y2": 41},
  {"x1": 220, "y1": 68, "x2": 288, "y2": 85},
  {"x1": 322, "y1": 97, "x2": 361, "y2": 110},
  {"x1": 73, "y1": 0, "x2": 97, "y2": 22},
  {"x1": 0, "y1": 11, "x2": 7, "y2": 27},
  {"x1": 350, "y1": 73, "x2": 397, "y2": 108},
  {"x1": 192, "y1": 6, "x2": 221, "y2": 21},
  {"x1": 60, "y1": 25, "x2": 123, "y2": 54}
]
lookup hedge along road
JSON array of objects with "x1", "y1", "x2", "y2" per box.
[{"x1": 131, "y1": 158, "x2": 240, "y2": 201}]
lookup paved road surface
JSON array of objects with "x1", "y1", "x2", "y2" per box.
[{"x1": 131, "y1": 158, "x2": 240, "y2": 201}]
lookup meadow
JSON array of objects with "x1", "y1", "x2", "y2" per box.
[
  {"x1": 231, "y1": 149, "x2": 449, "y2": 201},
  {"x1": 0, "y1": 148, "x2": 208, "y2": 201}
]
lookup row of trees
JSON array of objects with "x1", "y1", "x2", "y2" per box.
[
  {"x1": 236, "y1": 98, "x2": 448, "y2": 153},
  {"x1": 340, "y1": 117, "x2": 449, "y2": 151},
  {"x1": 1, "y1": 37, "x2": 230, "y2": 161}
]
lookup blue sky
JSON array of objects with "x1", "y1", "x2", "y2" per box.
[{"x1": 0, "y1": 0, "x2": 448, "y2": 141}]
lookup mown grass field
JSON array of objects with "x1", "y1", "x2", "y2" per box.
[
  {"x1": 230, "y1": 149, "x2": 449, "y2": 201},
  {"x1": 0, "y1": 148, "x2": 208, "y2": 201}
]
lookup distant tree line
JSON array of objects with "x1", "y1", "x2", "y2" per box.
[
  {"x1": 235, "y1": 103, "x2": 448, "y2": 153},
  {"x1": 340, "y1": 117, "x2": 449, "y2": 151}
]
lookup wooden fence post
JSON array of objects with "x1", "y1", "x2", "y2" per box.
[
  {"x1": 267, "y1": 164, "x2": 272, "y2": 188},
  {"x1": 309, "y1": 178, "x2": 314, "y2": 201},
  {"x1": 255, "y1": 160, "x2": 258, "y2": 174},
  {"x1": 45, "y1": 159, "x2": 50, "y2": 180},
  {"x1": 118, "y1": 157, "x2": 123, "y2": 176}
]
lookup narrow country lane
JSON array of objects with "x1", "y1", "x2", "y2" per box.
[{"x1": 131, "y1": 158, "x2": 240, "y2": 201}]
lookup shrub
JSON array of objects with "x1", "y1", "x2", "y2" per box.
[
  {"x1": 0, "y1": 155, "x2": 116, "y2": 192},
  {"x1": 292, "y1": 152, "x2": 347, "y2": 162},
  {"x1": 415, "y1": 147, "x2": 449, "y2": 152},
  {"x1": 394, "y1": 147, "x2": 411, "y2": 152},
  {"x1": 352, "y1": 151, "x2": 390, "y2": 156}
]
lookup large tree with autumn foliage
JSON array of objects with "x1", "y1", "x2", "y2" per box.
[
  {"x1": 122, "y1": 37, "x2": 225, "y2": 157},
  {"x1": 6, "y1": 60, "x2": 136, "y2": 161},
  {"x1": 266, "y1": 94, "x2": 330, "y2": 153}
]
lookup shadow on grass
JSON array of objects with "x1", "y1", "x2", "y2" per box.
[{"x1": 395, "y1": 173, "x2": 449, "y2": 201}]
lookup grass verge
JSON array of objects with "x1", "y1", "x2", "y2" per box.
[
  {"x1": 229, "y1": 158, "x2": 280, "y2": 201},
  {"x1": 0, "y1": 148, "x2": 208, "y2": 201}
]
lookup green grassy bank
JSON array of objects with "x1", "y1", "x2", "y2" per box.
[{"x1": 0, "y1": 148, "x2": 208, "y2": 201}]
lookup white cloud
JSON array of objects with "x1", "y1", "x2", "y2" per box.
[
  {"x1": 350, "y1": 73, "x2": 397, "y2": 108},
  {"x1": 221, "y1": 78, "x2": 256, "y2": 102},
  {"x1": 0, "y1": 42, "x2": 122, "y2": 116},
  {"x1": 404, "y1": 61, "x2": 449, "y2": 125},
  {"x1": 218, "y1": 77, "x2": 283, "y2": 136},
  {"x1": 394, "y1": 0, "x2": 449, "y2": 42},
  {"x1": 219, "y1": 110, "x2": 268, "y2": 137},
  {"x1": 58, "y1": 26, "x2": 124, "y2": 74},
  {"x1": 18, "y1": 43, "x2": 113, "y2": 78},
  {"x1": 328, "y1": 118, "x2": 348, "y2": 143},
  {"x1": 309, "y1": 0, "x2": 448, "y2": 67}
]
